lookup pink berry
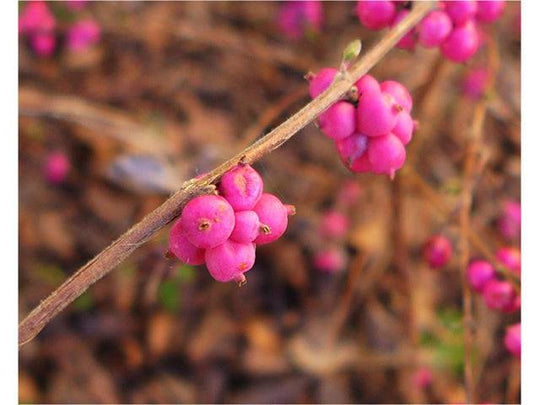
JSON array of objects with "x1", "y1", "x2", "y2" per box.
[
  {"x1": 31, "y1": 32, "x2": 56, "y2": 57},
  {"x1": 367, "y1": 133, "x2": 406, "y2": 177},
  {"x1": 496, "y1": 247, "x2": 521, "y2": 276},
  {"x1": 66, "y1": 19, "x2": 101, "y2": 52},
  {"x1": 461, "y1": 67, "x2": 490, "y2": 99},
  {"x1": 320, "y1": 210, "x2": 349, "y2": 239},
  {"x1": 498, "y1": 201, "x2": 521, "y2": 241},
  {"x1": 44, "y1": 151, "x2": 70, "y2": 184},
  {"x1": 318, "y1": 101, "x2": 356, "y2": 140},
  {"x1": 441, "y1": 20, "x2": 480, "y2": 63},
  {"x1": 336, "y1": 180, "x2": 362, "y2": 207},
  {"x1": 180, "y1": 195, "x2": 235, "y2": 249},
  {"x1": 19, "y1": 1, "x2": 56, "y2": 35},
  {"x1": 482, "y1": 279, "x2": 516, "y2": 311},
  {"x1": 466, "y1": 260, "x2": 496, "y2": 292},
  {"x1": 277, "y1": 1, "x2": 323, "y2": 40},
  {"x1": 335, "y1": 133, "x2": 370, "y2": 173},
  {"x1": 355, "y1": 74, "x2": 381, "y2": 97},
  {"x1": 230, "y1": 210, "x2": 262, "y2": 243},
  {"x1": 423, "y1": 235, "x2": 452, "y2": 269},
  {"x1": 168, "y1": 220, "x2": 205, "y2": 265},
  {"x1": 380, "y1": 81, "x2": 413, "y2": 113},
  {"x1": 313, "y1": 247, "x2": 347, "y2": 273},
  {"x1": 476, "y1": 0, "x2": 505, "y2": 23},
  {"x1": 356, "y1": 0, "x2": 396, "y2": 30},
  {"x1": 443, "y1": 0, "x2": 478, "y2": 25},
  {"x1": 417, "y1": 10, "x2": 453, "y2": 48},
  {"x1": 308, "y1": 68, "x2": 338, "y2": 98},
  {"x1": 205, "y1": 241, "x2": 256, "y2": 283},
  {"x1": 504, "y1": 323, "x2": 521, "y2": 358},
  {"x1": 412, "y1": 367, "x2": 433, "y2": 390},
  {"x1": 253, "y1": 193, "x2": 292, "y2": 245},
  {"x1": 392, "y1": 10, "x2": 417, "y2": 51},
  {"x1": 392, "y1": 111, "x2": 414, "y2": 145},
  {"x1": 219, "y1": 164, "x2": 264, "y2": 211},
  {"x1": 357, "y1": 92, "x2": 399, "y2": 137}
]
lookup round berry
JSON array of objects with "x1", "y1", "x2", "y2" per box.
[
  {"x1": 496, "y1": 247, "x2": 521, "y2": 276},
  {"x1": 230, "y1": 210, "x2": 262, "y2": 243},
  {"x1": 498, "y1": 201, "x2": 521, "y2": 241},
  {"x1": 219, "y1": 164, "x2": 264, "y2": 211},
  {"x1": 380, "y1": 81, "x2": 413, "y2": 113},
  {"x1": 466, "y1": 259, "x2": 496, "y2": 292},
  {"x1": 443, "y1": 0, "x2": 478, "y2": 25},
  {"x1": 392, "y1": 111, "x2": 414, "y2": 145},
  {"x1": 367, "y1": 133, "x2": 406, "y2": 177},
  {"x1": 412, "y1": 367, "x2": 433, "y2": 390},
  {"x1": 205, "y1": 241, "x2": 256, "y2": 283},
  {"x1": 44, "y1": 151, "x2": 70, "y2": 184},
  {"x1": 461, "y1": 67, "x2": 490, "y2": 100},
  {"x1": 31, "y1": 32, "x2": 56, "y2": 57},
  {"x1": 320, "y1": 210, "x2": 349, "y2": 239},
  {"x1": 336, "y1": 180, "x2": 362, "y2": 207},
  {"x1": 357, "y1": 91, "x2": 399, "y2": 137},
  {"x1": 417, "y1": 10, "x2": 452, "y2": 48},
  {"x1": 253, "y1": 193, "x2": 291, "y2": 245},
  {"x1": 482, "y1": 279, "x2": 516, "y2": 312},
  {"x1": 423, "y1": 235, "x2": 452, "y2": 269},
  {"x1": 355, "y1": 74, "x2": 381, "y2": 97},
  {"x1": 335, "y1": 133, "x2": 370, "y2": 173},
  {"x1": 180, "y1": 195, "x2": 235, "y2": 249},
  {"x1": 440, "y1": 20, "x2": 480, "y2": 63},
  {"x1": 313, "y1": 247, "x2": 347, "y2": 273},
  {"x1": 392, "y1": 9, "x2": 417, "y2": 50},
  {"x1": 476, "y1": 0, "x2": 505, "y2": 23},
  {"x1": 308, "y1": 67, "x2": 338, "y2": 98},
  {"x1": 318, "y1": 101, "x2": 356, "y2": 140},
  {"x1": 277, "y1": 0, "x2": 323, "y2": 40},
  {"x1": 356, "y1": 0, "x2": 396, "y2": 30},
  {"x1": 504, "y1": 323, "x2": 521, "y2": 358},
  {"x1": 168, "y1": 220, "x2": 205, "y2": 265}
]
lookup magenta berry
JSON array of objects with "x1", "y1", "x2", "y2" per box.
[
  {"x1": 335, "y1": 133, "x2": 370, "y2": 173},
  {"x1": 496, "y1": 247, "x2": 521, "y2": 276},
  {"x1": 391, "y1": 9, "x2": 417, "y2": 51},
  {"x1": 356, "y1": 0, "x2": 396, "y2": 31},
  {"x1": 308, "y1": 68, "x2": 338, "y2": 98},
  {"x1": 380, "y1": 80, "x2": 413, "y2": 113},
  {"x1": 466, "y1": 260, "x2": 496, "y2": 292},
  {"x1": 482, "y1": 279, "x2": 516, "y2": 312},
  {"x1": 355, "y1": 74, "x2": 381, "y2": 97},
  {"x1": 219, "y1": 164, "x2": 264, "y2": 211},
  {"x1": 498, "y1": 201, "x2": 521, "y2": 241},
  {"x1": 336, "y1": 180, "x2": 362, "y2": 208},
  {"x1": 476, "y1": 0, "x2": 505, "y2": 23},
  {"x1": 318, "y1": 101, "x2": 356, "y2": 140},
  {"x1": 423, "y1": 235, "x2": 452, "y2": 269},
  {"x1": 412, "y1": 367, "x2": 433, "y2": 390},
  {"x1": 443, "y1": 0, "x2": 478, "y2": 25},
  {"x1": 168, "y1": 220, "x2": 205, "y2": 265},
  {"x1": 277, "y1": 1, "x2": 323, "y2": 41},
  {"x1": 66, "y1": 19, "x2": 101, "y2": 52},
  {"x1": 44, "y1": 151, "x2": 70, "y2": 184},
  {"x1": 368, "y1": 133, "x2": 406, "y2": 177},
  {"x1": 417, "y1": 10, "x2": 452, "y2": 48},
  {"x1": 357, "y1": 92, "x2": 399, "y2": 137},
  {"x1": 504, "y1": 323, "x2": 521, "y2": 358},
  {"x1": 440, "y1": 20, "x2": 480, "y2": 63},
  {"x1": 392, "y1": 111, "x2": 414, "y2": 145},
  {"x1": 31, "y1": 32, "x2": 56, "y2": 57},
  {"x1": 180, "y1": 195, "x2": 235, "y2": 249},
  {"x1": 313, "y1": 247, "x2": 347, "y2": 273},
  {"x1": 230, "y1": 210, "x2": 262, "y2": 243},
  {"x1": 320, "y1": 210, "x2": 349, "y2": 239},
  {"x1": 253, "y1": 193, "x2": 292, "y2": 245},
  {"x1": 461, "y1": 67, "x2": 490, "y2": 100},
  {"x1": 205, "y1": 240, "x2": 256, "y2": 283}
]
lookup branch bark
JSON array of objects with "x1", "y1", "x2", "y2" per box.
[{"x1": 18, "y1": 1, "x2": 436, "y2": 348}]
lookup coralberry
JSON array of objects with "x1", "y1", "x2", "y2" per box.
[
  {"x1": 180, "y1": 195, "x2": 235, "y2": 249},
  {"x1": 466, "y1": 259, "x2": 496, "y2": 292},
  {"x1": 66, "y1": 19, "x2": 101, "y2": 52},
  {"x1": 440, "y1": 20, "x2": 480, "y2": 63},
  {"x1": 368, "y1": 133, "x2": 406, "y2": 177},
  {"x1": 356, "y1": 0, "x2": 397, "y2": 31},
  {"x1": 423, "y1": 235, "x2": 452, "y2": 269},
  {"x1": 416, "y1": 10, "x2": 452, "y2": 48},
  {"x1": 44, "y1": 151, "x2": 70, "y2": 184},
  {"x1": 498, "y1": 201, "x2": 521, "y2": 241},
  {"x1": 319, "y1": 101, "x2": 356, "y2": 140},
  {"x1": 313, "y1": 247, "x2": 347, "y2": 273},
  {"x1": 168, "y1": 220, "x2": 206, "y2": 265},
  {"x1": 380, "y1": 80, "x2": 413, "y2": 114},
  {"x1": 205, "y1": 240, "x2": 256, "y2": 283},
  {"x1": 277, "y1": 1, "x2": 323, "y2": 40},
  {"x1": 482, "y1": 279, "x2": 517, "y2": 312},
  {"x1": 356, "y1": 91, "x2": 399, "y2": 137},
  {"x1": 253, "y1": 193, "x2": 293, "y2": 245},
  {"x1": 308, "y1": 68, "x2": 338, "y2": 98},
  {"x1": 476, "y1": 0, "x2": 506, "y2": 23},
  {"x1": 230, "y1": 210, "x2": 264, "y2": 243},
  {"x1": 461, "y1": 67, "x2": 490, "y2": 100},
  {"x1": 504, "y1": 323, "x2": 521, "y2": 358},
  {"x1": 219, "y1": 164, "x2": 264, "y2": 211},
  {"x1": 496, "y1": 247, "x2": 521, "y2": 276},
  {"x1": 443, "y1": 0, "x2": 478, "y2": 25},
  {"x1": 319, "y1": 210, "x2": 349, "y2": 239}
]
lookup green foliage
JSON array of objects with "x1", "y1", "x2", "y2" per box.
[{"x1": 158, "y1": 265, "x2": 196, "y2": 313}]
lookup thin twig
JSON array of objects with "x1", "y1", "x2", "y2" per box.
[{"x1": 18, "y1": 1, "x2": 438, "y2": 348}]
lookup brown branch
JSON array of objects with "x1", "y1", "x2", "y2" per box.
[{"x1": 18, "y1": 1, "x2": 436, "y2": 348}]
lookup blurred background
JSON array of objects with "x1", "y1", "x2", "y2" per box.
[{"x1": 19, "y1": 1, "x2": 520, "y2": 403}]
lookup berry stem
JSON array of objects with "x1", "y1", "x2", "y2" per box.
[{"x1": 18, "y1": 1, "x2": 437, "y2": 348}]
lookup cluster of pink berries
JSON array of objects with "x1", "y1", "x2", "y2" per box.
[
  {"x1": 19, "y1": 1, "x2": 100, "y2": 57},
  {"x1": 277, "y1": 1, "x2": 323, "y2": 40},
  {"x1": 312, "y1": 181, "x2": 361, "y2": 273},
  {"x1": 308, "y1": 69, "x2": 415, "y2": 178},
  {"x1": 356, "y1": 1, "x2": 505, "y2": 63},
  {"x1": 168, "y1": 164, "x2": 295, "y2": 285}
]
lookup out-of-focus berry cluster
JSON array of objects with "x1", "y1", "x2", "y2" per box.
[
  {"x1": 356, "y1": 0, "x2": 505, "y2": 63},
  {"x1": 308, "y1": 69, "x2": 415, "y2": 178},
  {"x1": 276, "y1": 1, "x2": 323, "y2": 40},
  {"x1": 19, "y1": 1, "x2": 100, "y2": 57},
  {"x1": 168, "y1": 164, "x2": 295, "y2": 285}
]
